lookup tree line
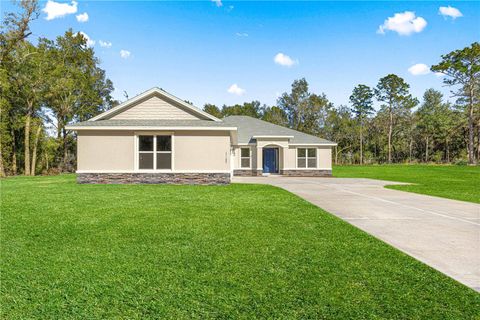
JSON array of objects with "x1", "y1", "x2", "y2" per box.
[
  {"x1": 1, "y1": 1, "x2": 116, "y2": 177},
  {"x1": 205, "y1": 44, "x2": 480, "y2": 165},
  {"x1": 1, "y1": 1, "x2": 479, "y2": 178}
]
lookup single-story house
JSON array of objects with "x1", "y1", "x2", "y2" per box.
[{"x1": 66, "y1": 87, "x2": 336, "y2": 184}]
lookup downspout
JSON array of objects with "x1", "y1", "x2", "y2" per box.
[
  {"x1": 230, "y1": 147, "x2": 234, "y2": 181},
  {"x1": 229, "y1": 128, "x2": 238, "y2": 182}
]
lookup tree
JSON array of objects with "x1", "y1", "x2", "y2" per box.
[
  {"x1": 0, "y1": 0, "x2": 39, "y2": 176},
  {"x1": 366, "y1": 112, "x2": 385, "y2": 162},
  {"x1": 278, "y1": 78, "x2": 310, "y2": 129},
  {"x1": 349, "y1": 84, "x2": 374, "y2": 164},
  {"x1": 0, "y1": 0, "x2": 39, "y2": 63},
  {"x1": 41, "y1": 30, "x2": 114, "y2": 171},
  {"x1": 375, "y1": 74, "x2": 418, "y2": 163},
  {"x1": 298, "y1": 93, "x2": 331, "y2": 135},
  {"x1": 432, "y1": 42, "x2": 480, "y2": 164},
  {"x1": 10, "y1": 41, "x2": 48, "y2": 175},
  {"x1": 435, "y1": 103, "x2": 461, "y2": 162},
  {"x1": 221, "y1": 101, "x2": 262, "y2": 118},
  {"x1": 278, "y1": 78, "x2": 332, "y2": 135},
  {"x1": 0, "y1": 2, "x2": 115, "y2": 176},
  {"x1": 262, "y1": 106, "x2": 288, "y2": 126},
  {"x1": 203, "y1": 104, "x2": 222, "y2": 118},
  {"x1": 417, "y1": 89, "x2": 443, "y2": 162},
  {"x1": 324, "y1": 105, "x2": 356, "y2": 164}
]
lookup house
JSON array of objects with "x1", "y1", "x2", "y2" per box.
[{"x1": 66, "y1": 87, "x2": 336, "y2": 184}]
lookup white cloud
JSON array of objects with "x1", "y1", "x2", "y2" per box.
[
  {"x1": 227, "y1": 84, "x2": 245, "y2": 96},
  {"x1": 78, "y1": 32, "x2": 95, "y2": 47},
  {"x1": 42, "y1": 0, "x2": 77, "y2": 21},
  {"x1": 236, "y1": 32, "x2": 249, "y2": 37},
  {"x1": 76, "y1": 12, "x2": 88, "y2": 23},
  {"x1": 120, "y1": 50, "x2": 131, "y2": 59},
  {"x1": 439, "y1": 6, "x2": 463, "y2": 19},
  {"x1": 435, "y1": 72, "x2": 445, "y2": 78},
  {"x1": 212, "y1": 0, "x2": 222, "y2": 7},
  {"x1": 377, "y1": 11, "x2": 427, "y2": 36},
  {"x1": 99, "y1": 40, "x2": 112, "y2": 48},
  {"x1": 408, "y1": 63, "x2": 430, "y2": 76},
  {"x1": 274, "y1": 53, "x2": 298, "y2": 67}
]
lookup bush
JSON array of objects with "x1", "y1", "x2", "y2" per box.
[
  {"x1": 454, "y1": 159, "x2": 469, "y2": 166},
  {"x1": 41, "y1": 167, "x2": 62, "y2": 176}
]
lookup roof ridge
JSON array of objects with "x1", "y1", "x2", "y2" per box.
[{"x1": 155, "y1": 87, "x2": 211, "y2": 115}]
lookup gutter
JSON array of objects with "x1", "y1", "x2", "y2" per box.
[{"x1": 65, "y1": 126, "x2": 238, "y2": 131}]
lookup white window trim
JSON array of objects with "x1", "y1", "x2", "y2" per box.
[
  {"x1": 134, "y1": 133, "x2": 174, "y2": 172},
  {"x1": 296, "y1": 147, "x2": 317, "y2": 169},
  {"x1": 240, "y1": 147, "x2": 251, "y2": 169}
]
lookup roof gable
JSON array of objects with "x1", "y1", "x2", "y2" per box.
[
  {"x1": 109, "y1": 95, "x2": 203, "y2": 121},
  {"x1": 90, "y1": 88, "x2": 220, "y2": 122}
]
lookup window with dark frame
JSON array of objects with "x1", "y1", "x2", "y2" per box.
[
  {"x1": 297, "y1": 148, "x2": 317, "y2": 168},
  {"x1": 138, "y1": 136, "x2": 154, "y2": 169},
  {"x1": 240, "y1": 148, "x2": 251, "y2": 168},
  {"x1": 156, "y1": 136, "x2": 172, "y2": 169},
  {"x1": 138, "y1": 135, "x2": 172, "y2": 170}
]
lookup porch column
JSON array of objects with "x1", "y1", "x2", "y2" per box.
[{"x1": 256, "y1": 146, "x2": 263, "y2": 175}]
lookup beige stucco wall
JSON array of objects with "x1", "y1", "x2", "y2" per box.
[
  {"x1": 77, "y1": 130, "x2": 231, "y2": 172},
  {"x1": 233, "y1": 146, "x2": 258, "y2": 169},
  {"x1": 77, "y1": 131, "x2": 135, "y2": 171},
  {"x1": 233, "y1": 144, "x2": 333, "y2": 170},
  {"x1": 284, "y1": 146, "x2": 332, "y2": 169},
  {"x1": 77, "y1": 131, "x2": 331, "y2": 173},
  {"x1": 174, "y1": 131, "x2": 231, "y2": 171},
  {"x1": 283, "y1": 146, "x2": 296, "y2": 169},
  {"x1": 318, "y1": 147, "x2": 332, "y2": 169}
]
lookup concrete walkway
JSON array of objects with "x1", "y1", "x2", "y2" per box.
[{"x1": 233, "y1": 176, "x2": 480, "y2": 291}]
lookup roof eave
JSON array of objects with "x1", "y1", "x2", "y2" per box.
[
  {"x1": 252, "y1": 135, "x2": 294, "y2": 139},
  {"x1": 65, "y1": 126, "x2": 237, "y2": 131},
  {"x1": 289, "y1": 142, "x2": 337, "y2": 146}
]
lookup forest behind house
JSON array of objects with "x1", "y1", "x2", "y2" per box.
[{"x1": 1, "y1": 1, "x2": 479, "y2": 177}]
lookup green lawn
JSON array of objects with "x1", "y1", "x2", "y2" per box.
[
  {"x1": 334, "y1": 165, "x2": 480, "y2": 204},
  {"x1": 1, "y1": 175, "x2": 479, "y2": 319}
]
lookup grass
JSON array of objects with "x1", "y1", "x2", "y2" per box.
[
  {"x1": 334, "y1": 164, "x2": 480, "y2": 204},
  {"x1": 1, "y1": 175, "x2": 479, "y2": 319}
]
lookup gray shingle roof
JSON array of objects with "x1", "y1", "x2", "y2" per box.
[
  {"x1": 222, "y1": 116, "x2": 335, "y2": 145},
  {"x1": 67, "y1": 116, "x2": 336, "y2": 145},
  {"x1": 67, "y1": 119, "x2": 232, "y2": 128}
]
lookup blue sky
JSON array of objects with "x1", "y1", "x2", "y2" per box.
[{"x1": 4, "y1": 1, "x2": 480, "y2": 109}]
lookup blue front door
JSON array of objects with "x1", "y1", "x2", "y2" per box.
[{"x1": 263, "y1": 148, "x2": 278, "y2": 173}]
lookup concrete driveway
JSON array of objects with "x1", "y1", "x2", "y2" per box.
[{"x1": 233, "y1": 176, "x2": 480, "y2": 291}]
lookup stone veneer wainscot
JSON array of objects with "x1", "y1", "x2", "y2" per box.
[
  {"x1": 232, "y1": 169, "x2": 263, "y2": 176},
  {"x1": 77, "y1": 173, "x2": 230, "y2": 185},
  {"x1": 280, "y1": 170, "x2": 332, "y2": 177}
]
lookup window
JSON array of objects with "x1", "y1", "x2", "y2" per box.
[
  {"x1": 138, "y1": 135, "x2": 172, "y2": 170},
  {"x1": 240, "y1": 148, "x2": 251, "y2": 168},
  {"x1": 156, "y1": 136, "x2": 172, "y2": 169},
  {"x1": 297, "y1": 148, "x2": 317, "y2": 168},
  {"x1": 139, "y1": 136, "x2": 154, "y2": 169}
]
